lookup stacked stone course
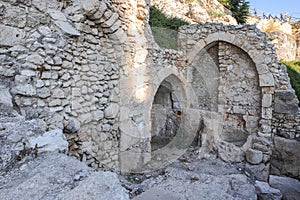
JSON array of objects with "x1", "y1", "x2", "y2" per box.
[{"x1": 0, "y1": 0, "x2": 125, "y2": 170}]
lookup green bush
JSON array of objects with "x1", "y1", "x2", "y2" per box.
[
  {"x1": 282, "y1": 60, "x2": 300, "y2": 105},
  {"x1": 217, "y1": 0, "x2": 230, "y2": 7},
  {"x1": 149, "y1": 6, "x2": 189, "y2": 49},
  {"x1": 149, "y1": 6, "x2": 189, "y2": 31}
]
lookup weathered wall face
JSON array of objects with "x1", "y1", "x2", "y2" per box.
[
  {"x1": 178, "y1": 23, "x2": 300, "y2": 179},
  {"x1": 218, "y1": 42, "x2": 261, "y2": 146},
  {"x1": 0, "y1": 0, "x2": 124, "y2": 170}
]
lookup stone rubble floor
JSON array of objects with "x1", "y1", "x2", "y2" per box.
[{"x1": 119, "y1": 147, "x2": 258, "y2": 200}]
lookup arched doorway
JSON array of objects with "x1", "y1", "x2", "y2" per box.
[
  {"x1": 189, "y1": 41, "x2": 262, "y2": 159},
  {"x1": 150, "y1": 77, "x2": 182, "y2": 151}
]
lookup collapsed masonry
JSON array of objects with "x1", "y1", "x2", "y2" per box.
[{"x1": 0, "y1": 0, "x2": 299, "y2": 180}]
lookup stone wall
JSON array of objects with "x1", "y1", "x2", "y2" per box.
[
  {"x1": 0, "y1": 0, "x2": 125, "y2": 170},
  {"x1": 177, "y1": 23, "x2": 300, "y2": 179}
]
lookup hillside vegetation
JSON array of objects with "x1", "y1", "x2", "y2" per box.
[
  {"x1": 149, "y1": 6, "x2": 189, "y2": 30},
  {"x1": 282, "y1": 60, "x2": 300, "y2": 104},
  {"x1": 149, "y1": 6, "x2": 189, "y2": 49}
]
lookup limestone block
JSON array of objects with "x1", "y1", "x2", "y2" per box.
[
  {"x1": 101, "y1": 13, "x2": 119, "y2": 28},
  {"x1": 269, "y1": 175, "x2": 300, "y2": 200},
  {"x1": 48, "y1": 9, "x2": 67, "y2": 21},
  {"x1": 218, "y1": 141, "x2": 244, "y2": 163},
  {"x1": 78, "y1": 113, "x2": 93, "y2": 124},
  {"x1": 53, "y1": 56, "x2": 62, "y2": 65},
  {"x1": 71, "y1": 101, "x2": 82, "y2": 110},
  {"x1": 72, "y1": 88, "x2": 81, "y2": 96},
  {"x1": 56, "y1": 171, "x2": 129, "y2": 200},
  {"x1": 259, "y1": 73, "x2": 275, "y2": 87},
  {"x1": 248, "y1": 50, "x2": 264, "y2": 65},
  {"x1": 12, "y1": 84, "x2": 36, "y2": 96},
  {"x1": 2, "y1": 6, "x2": 26, "y2": 28},
  {"x1": 255, "y1": 181, "x2": 282, "y2": 200},
  {"x1": 102, "y1": 124, "x2": 111, "y2": 132},
  {"x1": 0, "y1": 25, "x2": 25, "y2": 47},
  {"x1": 133, "y1": 188, "x2": 180, "y2": 200},
  {"x1": 49, "y1": 99, "x2": 61, "y2": 107},
  {"x1": 262, "y1": 94, "x2": 272, "y2": 108},
  {"x1": 37, "y1": 88, "x2": 51, "y2": 98},
  {"x1": 85, "y1": 35, "x2": 98, "y2": 44},
  {"x1": 26, "y1": 54, "x2": 44, "y2": 65},
  {"x1": 103, "y1": 20, "x2": 122, "y2": 34},
  {"x1": 89, "y1": 1, "x2": 107, "y2": 20},
  {"x1": 65, "y1": 118, "x2": 81, "y2": 133},
  {"x1": 21, "y1": 70, "x2": 36, "y2": 77},
  {"x1": 93, "y1": 110, "x2": 104, "y2": 121},
  {"x1": 262, "y1": 107, "x2": 272, "y2": 120},
  {"x1": 246, "y1": 148, "x2": 263, "y2": 165},
  {"x1": 36, "y1": 80, "x2": 44, "y2": 88},
  {"x1": 245, "y1": 163, "x2": 270, "y2": 181},
  {"x1": 49, "y1": 106, "x2": 64, "y2": 112},
  {"x1": 253, "y1": 143, "x2": 269, "y2": 153},
  {"x1": 38, "y1": 26, "x2": 52, "y2": 35},
  {"x1": 110, "y1": 88, "x2": 119, "y2": 103},
  {"x1": 104, "y1": 103, "x2": 119, "y2": 119},
  {"x1": 54, "y1": 20, "x2": 80, "y2": 36},
  {"x1": 9, "y1": 45, "x2": 27, "y2": 53},
  {"x1": 0, "y1": 86, "x2": 13, "y2": 107},
  {"x1": 81, "y1": 0, "x2": 100, "y2": 16},
  {"x1": 15, "y1": 75, "x2": 30, "y2": 84},
  {"x1": 274, "y1": 90, "x2": 299, "y2": 114},
  {"x1": 28, "y1": 129, "x2": 68, "y2": 153},
  {"x1": 272, "y1": 136, "x2": 300, "y2": 179},
  {"x1": 52, "y1": 88, "x2": 65, "y2": 98},
  {"x1": 232, "y1": 106, "x2": 246, "y2": 114},
  {"x1": 45, "y1": 56, "x2": 54, "y2": 65}
]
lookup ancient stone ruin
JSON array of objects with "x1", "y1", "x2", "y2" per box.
[{"x1": 0, "y1": 0, "x2": 299, "y2": 190}]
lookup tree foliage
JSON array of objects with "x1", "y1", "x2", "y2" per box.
[{"x1": 218, "y1": 0, "x2": 250, "y2": 24}]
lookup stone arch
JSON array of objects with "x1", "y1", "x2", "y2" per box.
[
  {"x1": 188, "y1": 41, "x2": 220, "y2": 111},
  {"x1": 185, "y1": 31, "x2": 276, "y2": 161},
  {"x1": 187, "y1": 32, "x2": 275, "y2": 88},
  {"x1": 150, "y1": 74, "x2": 186, "y2": 151}
]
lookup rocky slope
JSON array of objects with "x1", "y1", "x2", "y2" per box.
[
  {"x1": 247, "y1": 16, "x2": 298, "y2": 61},
  {"x1": 0, "y1": 103, "x2": 129, "y2": 200},
  {"x1": 151, "y1": 0, "x2": 237, "y2": 24},
  {"x1": 0, "y1": 153, "x2": 129, "y2": 200}
]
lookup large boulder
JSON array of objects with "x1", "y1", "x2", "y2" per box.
[
  {"x1": 271, "y1": 136, "x2": 300, "y2": 179},
  {"x1": 57, "y1": 171, "x2": 129, "y2": 200},
  {"x1": 255, "y1": 181, "x2": 282, "y2": 200},
  {"x1": 269, "y1": 175, "x2": 300, "y2": 200},
  {"x1": 134, "y1": 160, "x2": 256, "y2": 200},
  {"x1": 28, "y1": 129, "x2": 68, "y2": 153},
  {"x1": 0, "y1": 153, "x2": 129, "y2": 200}
]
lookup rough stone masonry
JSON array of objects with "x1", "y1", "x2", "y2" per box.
[{"x1": 0, "y1": 0, "x2": 299, "y2": 180}]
